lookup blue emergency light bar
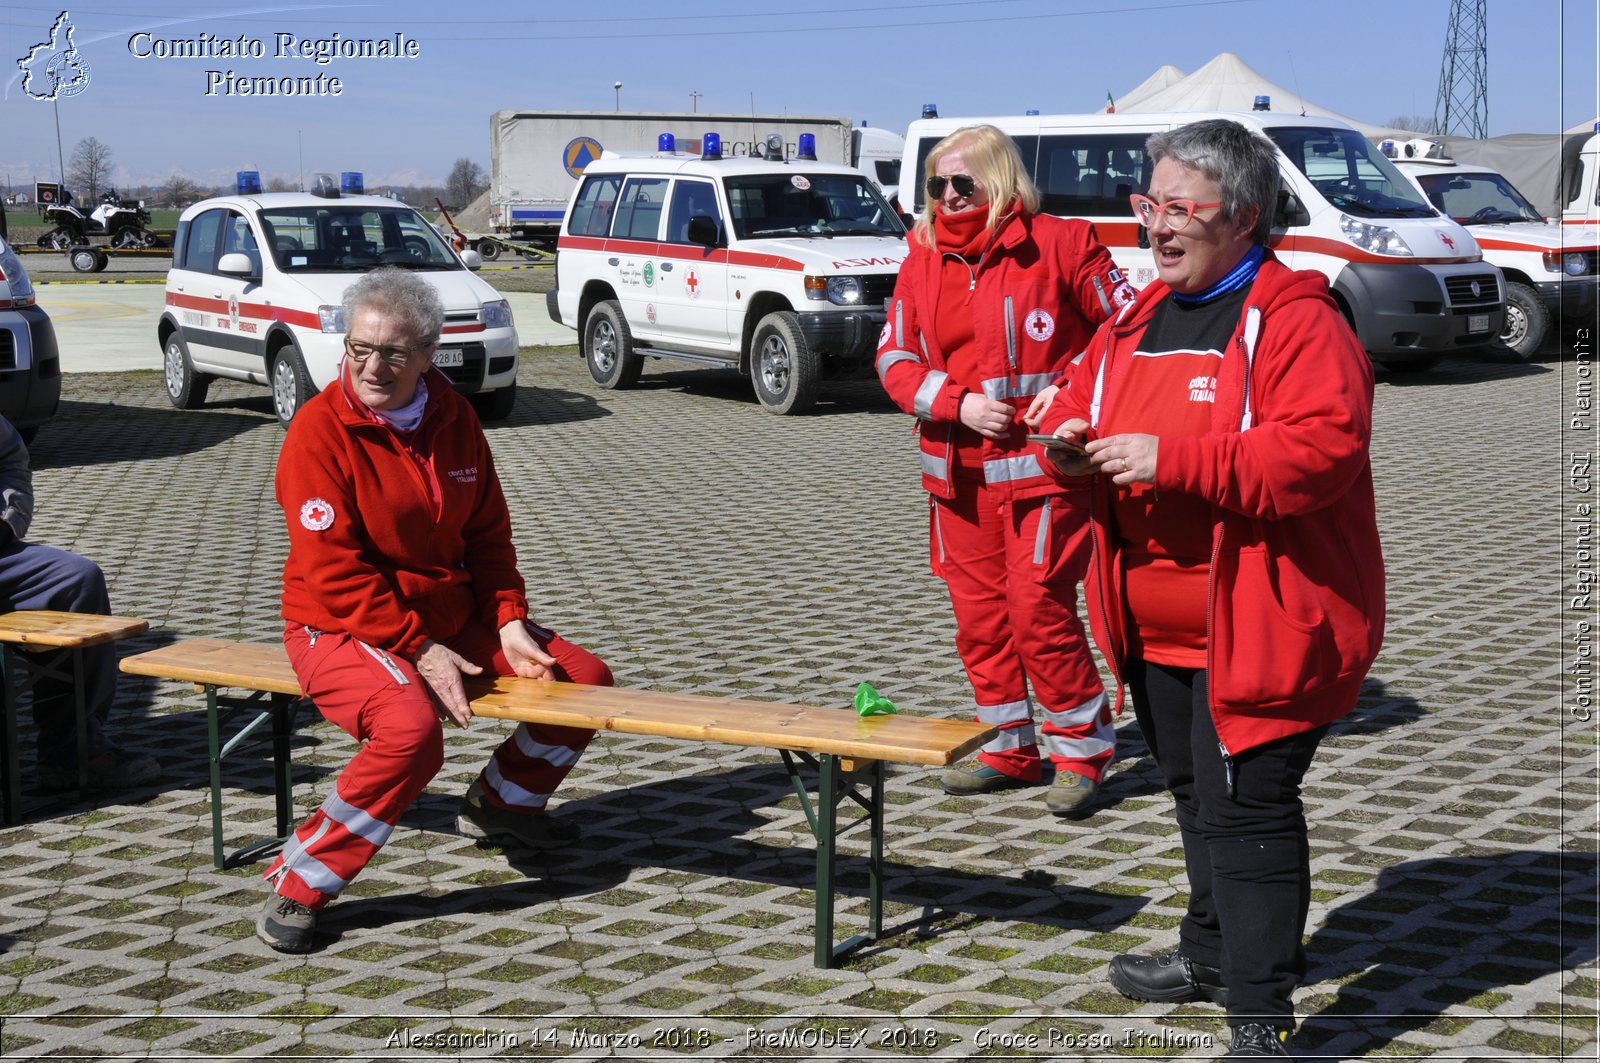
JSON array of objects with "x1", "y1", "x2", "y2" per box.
[
  {"x1": 922, "y1": 103, "x2": 938, "y2": 118},
  {"x1": 236, "y1": 170, "x2": 262, "y2": 195},
  {"x1": 1253, "y1": 95, "x2": 1271, "y2": 111},
  {"x1": 797, "y1": 133, "x2": 816, "y2": 161},
  {"x1": 702, "y1": 132, "x2": 722, "y2": 160},
  {"x1": 341, "y1": 172, "x2": 365, "y2": 195},
  {"x1": 658, "y1": 133, "x2": 676, "y2": 152}
]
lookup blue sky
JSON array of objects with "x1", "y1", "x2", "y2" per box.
[{"x1": 1, "y1": 0, "x2": 1595, "y2": 192}]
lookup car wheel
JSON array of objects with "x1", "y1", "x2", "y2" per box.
[
  {"x1": 163, "y1": 332, "x2": 212, "y2": 409},
  {"x1": 69, "y1": 247, "x2": 98, "y2": 273},
  {"x1": 1499, "y1": 281, "x2": 1548, "y2": 361},
  {"x1": 471, "y1": 384, "x2": 517, "y2": 421},
  {"x1": 91, "y1": 249, "x2": 110, "y2": 272},
  {"x1": 749, "y1": 311, "x2": 819, "y2": 414},
  {"x1": 477, "y1": 239, "x2": 501, "y2": 260},
  {"x1": 584, "y1": 300, "x2": 642, "y2": 388},
  {"x1": 270, "y1": 345, "x2": 314, "y2": 427}
]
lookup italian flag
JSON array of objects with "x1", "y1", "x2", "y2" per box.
[{"x1": 1105, "y1": 90, "x2": 1115, "y2": 114}]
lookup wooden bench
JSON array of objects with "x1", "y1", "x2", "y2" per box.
[
  {"x1": 0, "y1": 609, "x2": 151, "y2": 823},
  {"x1": 120, "y1": 637, "x2": 995, "y2": 968}
]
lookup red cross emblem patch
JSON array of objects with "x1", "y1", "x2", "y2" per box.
[
  {"x1": 1024, "y1": 308, "x2": 1055, "y2": 341},
  {"x1": 685, "y1": 270, "x2": 700, "y2": 297},
  {"x1": 299, "y1": 497, "x2": 335, "y2": 532}
]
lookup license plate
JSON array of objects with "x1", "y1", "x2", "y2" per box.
[
  {"x1": 433, "y1": 348, "x2": 464, "y2": 368},
  {"x1": 1467, "y1": 313, "x2": 1489, "y2": 334}
]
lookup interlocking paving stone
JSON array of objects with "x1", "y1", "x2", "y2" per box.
[{"x1": 0, "y1": 342, "x2": 1591, "y2": 1059}]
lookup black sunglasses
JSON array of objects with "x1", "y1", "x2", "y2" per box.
[{"x1": 925, "y1": 173, "x2": 978, "y2": 199}]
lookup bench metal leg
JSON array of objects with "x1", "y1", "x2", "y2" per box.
[
  {"x1": 0, "y1": 647, "x2": 17, "y2": 825},
  {"x1": 206, "y1": 686, "x2": 301, "y2": 869},
  {"x1": 0, "y1": 645, "x2": 94, "y2": 824},
  {"x1": 782, "y1": 750, "x2": 887, "y2": 969}
]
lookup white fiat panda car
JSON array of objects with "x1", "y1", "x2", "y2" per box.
[
  {"x1": 548, "y1": 133, "x2": 906, "y2": 414},
  {"x1": 159, "y1": 174, "x2": 519, "y2": 426}
]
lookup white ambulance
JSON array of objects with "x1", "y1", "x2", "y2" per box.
[
  {"x1": 1390, "y1": 140, "x2": 1599, "y2": 358},
  {"x1": 547, "y1": 132, "x2": 907, "y2": 413},
  {"x1": 901, "y1": 110, "x2": 1504, "y2": 372},
  {"x1": 159, "y1": 173, "x2": 519, "y2": 427},
  {"x1": 1560, "y1": 128, "x2": 1600, "y2": 230}
]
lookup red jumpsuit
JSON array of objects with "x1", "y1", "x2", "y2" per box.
[
  {"x1": 266, "y1": 368, "x2": 611, "y2": 909},
  {"x1": 876, "y1": 206, "x2": 1135, "y2": 783}
]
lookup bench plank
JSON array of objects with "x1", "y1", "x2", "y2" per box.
[
  {"x1": 121, "y1": 638, "x2": 992, "y2": 766},
  {"x1": 0, "y1": 610, "x2": 149, "y2": 648},
  {"x1": 471, "y1": 679, "x2": 990, "y2": 766},
  {"x1": 119, "y1": 638, "x2": 300, "y2": 696}
]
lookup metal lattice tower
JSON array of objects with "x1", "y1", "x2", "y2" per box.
[{"x1": 1433, "y1": 0, "x2": 1488, "y2": 138}]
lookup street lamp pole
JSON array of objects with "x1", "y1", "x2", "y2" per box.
[
  {"x1": 690, "y1": 90, "x2": 702, "y2": 113},
  {"x1": 614, "y1": 81, "x2": 622, "y2": 111}
]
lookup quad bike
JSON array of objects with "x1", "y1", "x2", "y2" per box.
[{"x1": 36, "y1": 187, "x2": 160, "y2": 251}]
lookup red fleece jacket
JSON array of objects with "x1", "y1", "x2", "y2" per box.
[
  {"x1": 276, "y1": 367, "x2": 527, "y2": 659},
  {"x1": 1039, "y1": 255, "x2": 1386, "y2": 755}
]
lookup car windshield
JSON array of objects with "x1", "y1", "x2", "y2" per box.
[
  {"x1": 723, "y1": 173, "x2": 905, "y2": 239},
  {"x1": 259, "y1": 206, "x2": 462, "y2": 271},
  {"x1": 1414, "y1": 171, "x2": 1544, "y2": 225},
  {"x1": 1266, "y1": 127, "x2": 1437, "y2": 219}
]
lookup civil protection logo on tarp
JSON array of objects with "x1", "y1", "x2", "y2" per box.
[
  {"x1": 16, "y1": 11, "x2": 92, "y2": 101},
  {"x1": 564, "y1": 137, "x2": 603, "y2": 178}
]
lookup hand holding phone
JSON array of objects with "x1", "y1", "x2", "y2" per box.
[{"x1": 1026, "y1": 432, "x2": 1087, "y2": 458}]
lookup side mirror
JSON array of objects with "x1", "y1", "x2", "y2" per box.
[
  {"x1": 217, "y1": 252, "x2": 257, "y2": 276},
  {"x1": 459, "y1": 248, "x2": 483, "y2": 270},
  {"x1": 1275, "y1": 189, "x2": 1311, "y2": 228},
  {"x1": 686, "y1": 214, "x2": 721, "y2": 246}
]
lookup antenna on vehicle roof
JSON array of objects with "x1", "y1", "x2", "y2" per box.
[{"x1": 1286, "y1": 51, "x2": 1308, "y2": 116}]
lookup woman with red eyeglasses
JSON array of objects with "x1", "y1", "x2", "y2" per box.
[
  {"x1": 260, "y1": 268, "x2": 612, "y2": 955},
  {"x1": 1035, "y1": 119, "x2": 1384, "y2": 1059},
  {"x1": 875, "y1": 124, "x2": 1134, "y2": 816}
]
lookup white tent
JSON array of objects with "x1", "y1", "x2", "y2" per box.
[
  {"x1": 1112, "y1": 64, "x2": 1185, "y2": 112},
  {"x1": 1119, "y1": 52, "x2": 1375, "y2": 129}
]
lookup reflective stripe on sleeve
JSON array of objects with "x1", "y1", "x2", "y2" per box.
[
  {"x1": 914, "y1": 370, "x2": 948, "y2": 420},
  {"x1": 876, "y1": 349, "x2": 921, "y2": 378}
]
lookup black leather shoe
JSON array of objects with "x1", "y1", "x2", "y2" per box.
[
  {"x1": 1226, "y1": 1022, "x2": 1292, "y2": 1057},
  {"x1": 1106, "y1": 948, "x2": 1228, "y2": 1004}
]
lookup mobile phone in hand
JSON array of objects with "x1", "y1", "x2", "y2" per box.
[{"x1": 1026, "y1": 433, "x2": 1088, "y2": 458}]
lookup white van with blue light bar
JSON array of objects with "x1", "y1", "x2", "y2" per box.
[
  {"x1": 159, "y1": 170, "x2": 519, "y2": 426},
  {"x1": 547, "y1": 131, "x2": 907, "y2": 413},
  {"x1": 1388, "y1": 137, "x2": 1600, "y2": 359},
  {"x1": 901, "y1": 108, "x2": 1504, "y2": 373}
]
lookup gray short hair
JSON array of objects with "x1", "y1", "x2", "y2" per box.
[
  {"x1": 1146, "y1": 119, "x2": 1280, "y2": 244},
  {"x1": 341, "y1": 267, "x2": 445, "y2": 345}
]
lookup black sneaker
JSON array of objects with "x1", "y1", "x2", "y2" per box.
[
  {"x1": 456, "y1": 780, "x2": 580, "y2": 849},
  {"x1": 1107, "y1": 948, "x2": 1228, "y2": 1004},
  {"x1": 257, "y1": 892, "x2": 317, "y2": 954},
  {"x1": 36, "y1": 747, "x2": 159, "y2": 793},
  {"x1": 1227, "y1": 1023, "x2": 1292, "y2": 1057}
]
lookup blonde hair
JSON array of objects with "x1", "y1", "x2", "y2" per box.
[{"x1": 912, "y1": 124, "x2": 1040, "y2": 249}]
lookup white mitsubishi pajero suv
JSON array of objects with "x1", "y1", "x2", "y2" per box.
[
  {"x1": 159, "y1": 172, "x2": 519, "y2": 426},
  {"x1": 547, "y1": 132, "x2": 907, "y2": 414}
]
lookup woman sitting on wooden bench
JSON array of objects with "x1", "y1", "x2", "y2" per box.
[{"x1": 259, "y1": 268, "x2": 612, "y2": 954}]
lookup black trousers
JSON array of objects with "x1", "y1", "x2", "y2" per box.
[{"x1": 1127, "y1": 658, "x2": 1327, "y2": 1026}]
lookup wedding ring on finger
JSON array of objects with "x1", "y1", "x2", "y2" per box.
[{"x1": 1122, "y1": 457, "x2": 1131, "y2": 473}]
